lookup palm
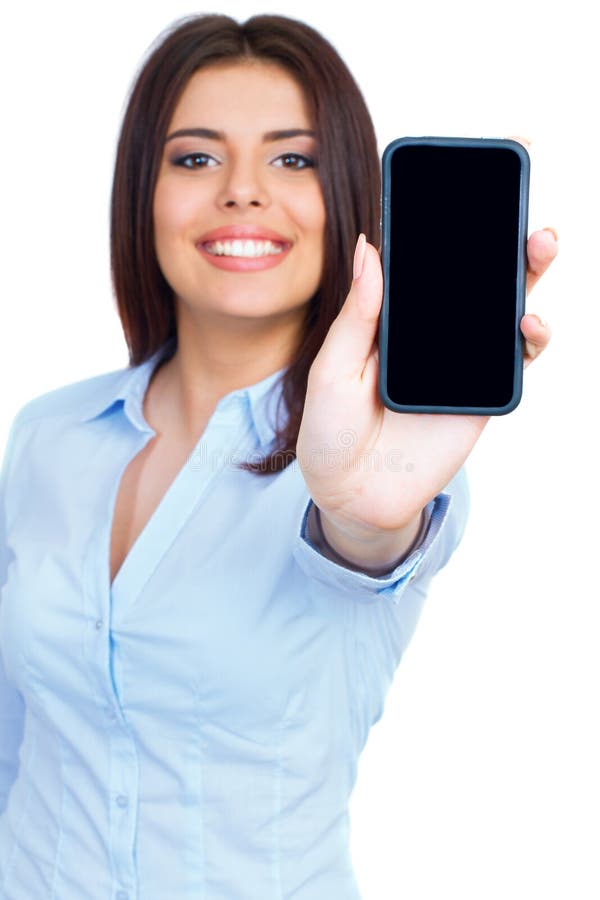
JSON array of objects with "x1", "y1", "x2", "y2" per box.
[
  {"x1": 297, "y1": 350, "x2": 489, "y2": 531},
  {"x1": 297, "y1": 227, "x2": 556, "y2": 532}
]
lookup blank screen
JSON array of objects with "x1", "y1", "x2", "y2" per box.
[{"x1": 385, "y1": 144, "x2": 522, "y2": 409}]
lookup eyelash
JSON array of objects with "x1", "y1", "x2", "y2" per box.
[{"x1": 172, "y1": 152, "x2": 316, "y2": 171}]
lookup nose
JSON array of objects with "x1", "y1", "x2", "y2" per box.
[{"x1": 216, "y1": 155, "x2": 271, "y2": 210}]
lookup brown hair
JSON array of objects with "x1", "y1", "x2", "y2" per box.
[{"x1": 110, "y1": 13, "x2": 381, "y2": 475}]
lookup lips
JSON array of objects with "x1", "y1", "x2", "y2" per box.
[{"x1": 196, "y1": 225, "x2": 292, "y2": 272}]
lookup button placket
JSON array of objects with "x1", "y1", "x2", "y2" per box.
[{"x1": 109, "y1": 727, "x2": 139, "y2": 893}]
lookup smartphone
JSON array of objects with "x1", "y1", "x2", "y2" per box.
[{"x1": 378, "y1": 136, "x2": 530, "y2": 415}]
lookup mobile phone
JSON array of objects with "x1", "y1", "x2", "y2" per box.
[{"x1": 378, "y1": 136, "x2": 530, "y2": 415}]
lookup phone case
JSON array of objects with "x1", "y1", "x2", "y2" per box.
[{"x1": 378, "y1": 136, "x2": 530, "y2": 415}]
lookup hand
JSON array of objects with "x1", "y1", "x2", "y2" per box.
[{"x1": 296, "y1": 211, "x2": 557, "y2": 541}]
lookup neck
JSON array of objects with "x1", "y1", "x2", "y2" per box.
[{"x1": 147, "y1": 303, "x2": 302, "y2": 442}]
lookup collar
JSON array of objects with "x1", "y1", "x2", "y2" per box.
[{"x1": 78, "y1": 337, "x2": 288, "y2": 450}]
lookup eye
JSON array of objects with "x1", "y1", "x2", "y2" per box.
[
  {"x1": 173, "y1": 153, "x2": 219, "y2": 169},
  {"x1": 272, "y1": 153, "x2": 315, "y2": 170}
]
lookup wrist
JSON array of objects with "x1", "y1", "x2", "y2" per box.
[{"x1": 310, "y1": 504, "x2": 428, "y2": 575}]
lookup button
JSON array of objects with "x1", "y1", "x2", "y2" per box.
[
  {"x1": 95, "y1": 619, "x2": 103, "y2": 630},
  {"x1": 116, "y1": 795, "x2": 128, "y2": 808},
  {"x1": 116, "y1": 892, "x2": 129, "y2": 900}
]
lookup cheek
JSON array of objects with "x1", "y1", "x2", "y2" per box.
[
  {"x1": 153, "y1": 178, "x2": 200, "y2": 240},
  {"x1": 308, "y1": 188, "x2": 327, "y2": 236},
  {"x1": 285, "y1": 181, "x2": 326, "y2": 236}
]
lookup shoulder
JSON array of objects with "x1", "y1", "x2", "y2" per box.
[
  {"x1": 11, "y1": 363, "x2": 130, "y2": 430},
  {"x1": 1, "y1": 364, "x2": 130, "y2": 481}
]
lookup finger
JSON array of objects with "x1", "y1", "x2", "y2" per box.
[
  {"x1": 526, "y1": 228, "x2": 559, "y2": 294},
  {"x1": 507, "y1": 134, "x2": 533, "y2": 149},
  {"x1": 310, "y1": 235, "x2": 383, "y2": 383},
  {"x1": 521, "y1": 313, "x2": 552, "y2": 369}
]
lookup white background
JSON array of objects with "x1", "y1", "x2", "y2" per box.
[{"x1": 1, "y1": 1, "x2": 598, "y2": 898}]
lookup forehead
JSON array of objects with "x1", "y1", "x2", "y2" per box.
[{"x1": 168, "y1": 61, "x2": 313, "y2": 131}]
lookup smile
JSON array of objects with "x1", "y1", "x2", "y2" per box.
[{"x1": 196, "y1": 239, "x2": 292, "y2": 272}]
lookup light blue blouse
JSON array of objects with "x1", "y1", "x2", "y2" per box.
[{"x1": 0, "y1": 337, "x2": 469, "y2": 900}]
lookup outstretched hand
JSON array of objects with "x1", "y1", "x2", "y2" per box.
[{"x1": 296, "y1": 220, "x2": 557, "y2": 541}]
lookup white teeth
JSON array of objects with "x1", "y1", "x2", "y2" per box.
[{"x1": 203, "y1": 239, "x2": 285, "y2": 257}]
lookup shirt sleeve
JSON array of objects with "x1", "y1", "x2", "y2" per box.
[
  {"x1": 292, "y1": 464, "x2": 470, "y2": 605},
  {"x1": 0, "y1": 410, "x2": 27, "y2": 816},
  {"x1": 293, "y1": 467, "x2": 470, "y2": 754}
]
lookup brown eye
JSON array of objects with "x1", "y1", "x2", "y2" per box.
[
  {"x1": 272, "y1": 153, "x2": 315, "y2": 170},
  {"x1": 174, "y1": 153, "x2": 218, "y2": 169}
]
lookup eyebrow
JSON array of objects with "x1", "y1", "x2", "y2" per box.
[{"x1": 164, "y1": 127, "x2": 316, "y2": 144}]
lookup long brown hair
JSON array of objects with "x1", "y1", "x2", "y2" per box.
[{"x1": 110, "y1": 13, "x2": 381, "y2": 475}]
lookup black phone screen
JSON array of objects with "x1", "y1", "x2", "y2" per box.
[{"x1": 383, "y1": 141, "x2": 527, "y2": 413}]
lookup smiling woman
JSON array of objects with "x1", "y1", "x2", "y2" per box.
[
  {"x1": 110, "y1": 14, "x2": 382, "y2": 473},
  {"x1": 0, "y1": 10, "x2": 556, "y2": 900}
]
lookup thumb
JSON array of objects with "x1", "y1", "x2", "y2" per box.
[{"x1": 312, "y1": 234, "x2": 383, "y2": 383}]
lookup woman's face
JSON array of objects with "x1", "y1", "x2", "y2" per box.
[{"x1": 153, "y1": 60, "x2": 326, "y2": 328}]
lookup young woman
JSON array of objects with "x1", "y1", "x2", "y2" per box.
[{"x1": 0, "y1": 13, "x2": 556, "y2": 900}]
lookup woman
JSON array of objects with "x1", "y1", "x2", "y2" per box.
[{"x1": 0, "y1": 13, "x2": 556, "y2": 900}]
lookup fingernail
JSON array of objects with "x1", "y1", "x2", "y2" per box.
[
  {"x1": 535, "y1": 314, "x2": 546, "y2": 328},
  {"x1": 353, "y1": 233, "x2": 367, "y2": 281},
  {"x1": 543, "y1": 227, "x2": 559, "y2": 242}
]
